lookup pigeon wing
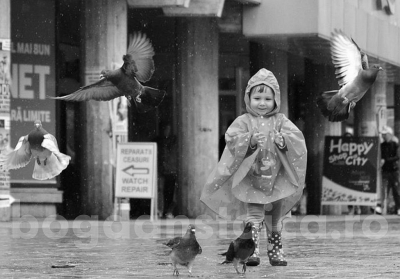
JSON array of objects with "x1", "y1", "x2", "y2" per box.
[
  {"x1": 236, "y1": 239, "x2": 255, "y2": 261},
  {"x1": 42, "y1": 134, "x2": 71, "y2": 168},
  {"x1": 125, "y1": 32, "x2": 155, "y2": 83},
  {"x1": 331, "y1": 29, "x2": 362, "y2": 88},
  {"x1": 164, "y1": 236, "x2": 181, "y2": 249},
  {"x1": 221, "y1": 241, "x2": 236, "y2": 263},
  {"x1": 4, "y1": 136, "x2": 32, "y2": 170},
  {"x1": 51, "y1": 79, "x2": 123, "y2": 101}
]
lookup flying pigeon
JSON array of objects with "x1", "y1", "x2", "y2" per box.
[
  {"x1": 316, "y1": 29, "x2": 383, "y2": 122},
  {"x1": 0, "y1": 120, "x2": 71, "y2": 180},
  {"x1": 50, "y1": 32, "x2": 166, "y2": 113},
  {"x1": 163, "y1": 224, "x2": 202, "y2": 276},
  {"x1": 220, "y1": 221, "x2": 255, "y2": 274}
]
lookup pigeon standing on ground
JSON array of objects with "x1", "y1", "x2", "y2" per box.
[
  {"x1": 220, "y1": 221, "x2": 255, "y2": 274},
  {"x1": 0, "y1": 120, "x2": 71, "y2": 180},
  {"x1": 50, "y1": 32, "x2": 166, "y2": 113},
  {"x1": 316, "y1": 29, "x2": 383, "y2": 122},
  {"x1": 164, "y1": 224, "x2": 202, "y2": 276}
]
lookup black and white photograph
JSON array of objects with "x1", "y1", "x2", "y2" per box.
[{"x1": 1, "y1": 0, "x2": 400, "y2": 278}]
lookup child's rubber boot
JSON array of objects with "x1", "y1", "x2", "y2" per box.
[
  {"x1": 246, "y1": 223, "x2": 262, "y2": 266},
  {"x1": 267, "y1": 231, "x2": 287, "y2": 266}
]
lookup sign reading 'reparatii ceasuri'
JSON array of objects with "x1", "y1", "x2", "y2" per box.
[{"x1": 115, "y1": 142, "x2": 157, "y2": 199}]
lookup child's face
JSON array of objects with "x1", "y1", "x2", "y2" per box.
[{"x1": 249, "y1": 86, "x2": 275, "y2": 115}]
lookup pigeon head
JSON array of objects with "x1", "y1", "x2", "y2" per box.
[
  {"x1": 243, "y1": 222, "x2": 254, "y2": 233},
  {"x1": 187, "y1": 224, "x2": 196, "y2": 234},
  {"x1": 34, "y1": 120, "x2": 42, "y2": 129},
  {"x1": 364, "y1": 65, "x2": 383, "y2": 83},
  {"x1": 371, "y1": 65, "x2": 383, "y2": 71},
  {"x1": 100, "y1": 69, "x2": 111, "y2": 79},
  {"x1": 122, "y1": 53, "x2": 132, "y2": 63}
]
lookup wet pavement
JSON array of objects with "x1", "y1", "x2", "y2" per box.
[{"x1": 1, "y1": 214, "x2": 400, "y2": 278}]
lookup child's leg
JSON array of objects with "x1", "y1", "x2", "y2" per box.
[
  {"x1": 264, "y1": 200, "x2": 283, "y2": 232},
  {"x1": 264, "y1": 200, "x2": 287, "y2": 266},
  {"x1": 245, "y1": 203, "x2": 264, "y2": 226},
  {"x1": 245, "y1": 203, "x2": 264, "y2": 266}
]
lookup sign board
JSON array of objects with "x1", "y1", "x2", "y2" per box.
[
  {"x1": 0, "y1": 39, "x2": 11, "y2": 190},
  {"x1": 115, "y1": 142, "x2": 157, "y2": 198},
  {"x1": 10, "y1": 0, "x2": 57, "y2": 184},
  {"x1": 0, "y1": 192, "x2": 15, "y2": 208},
  {"x1": 321, "y1": 136, "x2": 379, "y2": 206}
]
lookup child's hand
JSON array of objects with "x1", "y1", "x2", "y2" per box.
[
  {"x1": 274, "y1": 129, "x2": 285, "y2": 147},
  {"x1": 251, "y1": 129, "x2": 266, "y2": 148}
]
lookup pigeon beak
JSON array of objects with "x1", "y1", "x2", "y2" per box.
[
  {"x1": 378, "y1": 67, "x2": 384, "y2": 71},
  {"x1": 35, "y1": 123, "x2": 40, "y2": 128},
  {"x1": 191, "y1": 229, "x2": 196, "y2": 233},
  {"x1": 99, "y1": 74, "x2": 105, "y2": 79}
]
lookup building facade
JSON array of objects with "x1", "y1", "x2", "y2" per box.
[{"x1": 1, "y1": 0, "x2": 399, "y2": 220}]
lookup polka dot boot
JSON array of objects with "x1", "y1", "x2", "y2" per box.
[
  {"x1": 267, "y1": 231, "x2": 287, "y2": 266},
  {"x1": 246, "y1": 223, "x2": 262, "y2": 266}
]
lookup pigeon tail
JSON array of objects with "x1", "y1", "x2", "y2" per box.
[
  {"x1": 316, "y1": 90, "x2": 351, "y2": 122},
  {"x1": 134, "y1": 86, "x2": 166, "y2": 113},
  {"x1": 32, "y1": 152, "x2": 71, "y2": 180},
  {"x1": 32, "y1": 136, "x2": 71, "y2": 180}
]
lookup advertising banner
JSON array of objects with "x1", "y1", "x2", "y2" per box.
[
  {"x1": 321, "y1": 136, "x2": 379, "y2": 206},
  {"x1": 0, "y1": 39, "x2": 11, "y2": 190},
  {"x1": 10, "y1": 0, "x2": 56, "y2": 183}
]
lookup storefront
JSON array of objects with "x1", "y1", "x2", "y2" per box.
[{"x1": 1, "y1": 0, "x2": 399, "y2": 220}]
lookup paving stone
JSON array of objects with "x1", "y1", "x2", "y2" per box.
[{"x1": 0, "y1": 215, "x2": 399, "y2": 278}]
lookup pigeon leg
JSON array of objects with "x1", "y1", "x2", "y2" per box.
[
  {"x1": 187, "y1": 261, "x2": 194, "y2": 277},
  {"x1": 125, "y1": 95, "x2": 132, "y2": 107},
  {"x1": 44, "y1": 158, "x2": 47, "y2": 166},
  {"x1": 172, "y1": 264, "x2": 179, "y2": 276},
  {"x1": 36, "y1": 157, "x2": 41, "y2": 165},
  {"x1": 349, "y1": 101, "x2": 356, "y2": 111},
  {"x1": 233, "y1": 260, "x2": 240, "y2": 274},
  {"x1": 135, "y1": 93, "x2": 142, "y2": 103},
  {"x1": 242, "y1": 263, "x2": 247, "y2": 274}
]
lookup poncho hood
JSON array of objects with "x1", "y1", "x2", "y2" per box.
[{"x1": 244, "y1": 68, "x2": 280, "y2": 117}]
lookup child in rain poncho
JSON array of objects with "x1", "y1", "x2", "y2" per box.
[{"x1": 201, "y1": 68, "x2": 307, "y2": 267}]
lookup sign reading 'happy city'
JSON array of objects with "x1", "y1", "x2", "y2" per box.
[{"x1": 321, "y1": 136, "x2": 379, "y2": 206}]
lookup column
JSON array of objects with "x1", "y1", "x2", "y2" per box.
[
  {"x1": 0, "y1": 0, "x2": 10, "y2": 221},
  {"x1": 177, "y1": 18, "x2": 219, "y2": 217},
  {"x1": 260, "y1": 44, "x2": 289, "y2": 116},
  {"x1": 355, "y1": 71, "x2": 387, "y2": 213},
  {"x1": 80, "y1": 0, "x2": 127, "y2": 219},
  {"x1": 304, "y1": 60, "x2": 340, "y2": 214}
]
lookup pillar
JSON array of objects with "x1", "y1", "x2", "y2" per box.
[
  {"x1": 177, "y1": 18, "x2": 219, "y2": 217},
  {"x1": 249, "y1": 43, "x2": 289, "y2": 115},
  {"x1": 80, "y1": 0, "x2": 127, "y2": 219},
  {"x1": 394, "y1": 85, "x2": 400, "y2": 138},
  {"x1": 0, "y1": 0, "x2": 10, "y2": 221},
  {"x1": 262, "y1": 45, "x2": 289, "y2": 115},
  {"x1": 355, "y1": 70, "x2": 387, "y2": 213},
  {"x1": 354, "y1": 72, "x2": 387, "y2": 137},
  {"x1": 304, "y1": 60, "x2": 340, "y2": 214}
]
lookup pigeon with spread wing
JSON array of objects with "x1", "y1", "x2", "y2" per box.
[
  {"x1": 51, "y1": 32, "x2": 165, "y2": 113},
  {"x1": 316, "y1": 29, "x2": 383, "y2": 122},
  {"x1": 164, "y1": 224, "x2": 202, "y2": 276},
  {"x1": 220, "y1": 221, "x2": 255, "y2": 274},
  {"x1": 0, "y1": 120, "x2": 71, "y2": 180}
]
